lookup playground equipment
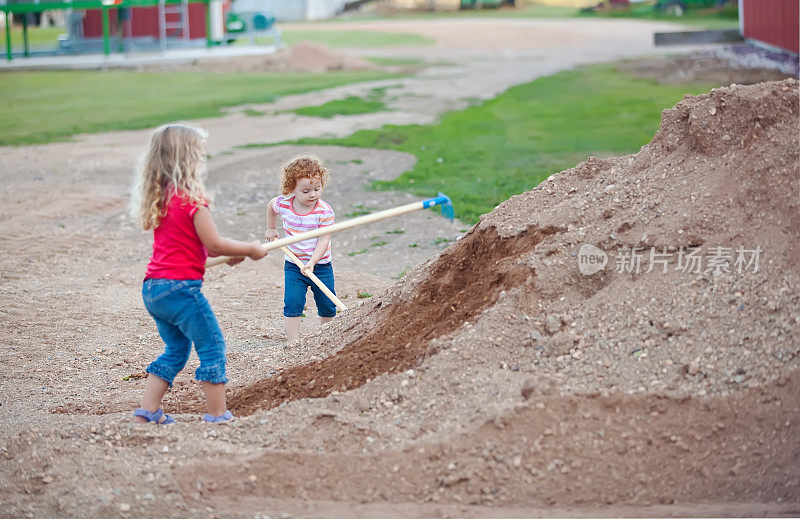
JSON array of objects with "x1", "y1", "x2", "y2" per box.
[
  {"x1": 206, "y1": 193, "x2": 455, "y2": 268},
  {"x1": 1, "y1": 0, "x2": 219, "y2": 60},
  {"x1": 223, "y1": 6, "x2": 280, "y2": 45},
  {"x1": 0, "y1": 0, "x2": 280, "y2": 60}
]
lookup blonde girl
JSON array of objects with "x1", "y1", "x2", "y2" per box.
[{"x1": 130, "y1": 124, "x2": 266, "y2": 424}]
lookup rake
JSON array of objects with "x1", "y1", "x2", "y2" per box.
[
  {"x1": 281, "y1": 246, "x2": 348, "y2": 312},
  {"x1": 206, "y1": 193, "x2": 454, "y2": 268}
]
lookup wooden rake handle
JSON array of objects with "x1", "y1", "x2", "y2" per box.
[
  {"x1": 206, "y1": 194, "x2": 452, "y2": 269},
  {"x1": 281, "y1": 246, "x2": 347, "y2": 312},
  {"x1": 206, "y1": 199, "x2": 428, "y2": 268}
]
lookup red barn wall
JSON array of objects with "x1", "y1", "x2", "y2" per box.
[{"x1": 742, "y1": 0, "x2": 799, "y2": 54}]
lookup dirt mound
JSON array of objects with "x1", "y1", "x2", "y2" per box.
[
  {"x1": 187, "y1": 42, "x2": 376, "y2": 73},
  {"x1": 163, "y1": 78, "x2": 800, "y2": 509},
  {"x1": 227, "y1": 79, "x2": 799, "y2": 419},
  {"x1": 229, "y1": 227, "x2": 556, "y2": 415}
]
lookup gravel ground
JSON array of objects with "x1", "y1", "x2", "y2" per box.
[{"x1": 0, "y1": 17, "x2": 797, "y2": 518}]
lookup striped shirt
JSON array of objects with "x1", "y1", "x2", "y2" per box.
[{"x1": 272, "y1": 194, "x2": 335, "y2": 263}]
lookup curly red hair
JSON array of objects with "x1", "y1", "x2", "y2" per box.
[{"x1": 280, "y1": 155, "x2": 329, "y2": 195}]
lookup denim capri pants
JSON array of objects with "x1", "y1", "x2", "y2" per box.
[
  {"x1": 142, "y1": 278, "x2": 227, "y2": 385},
  {"x1": 283, "y1": 261, "x2": 337, "y2": 318}
]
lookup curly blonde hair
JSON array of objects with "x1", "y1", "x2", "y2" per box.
[
  {"x1": 130, "y1": 124, "x2": 211, "y2": 230},
  {"x1": 280, "y1": 155, "x2": 329, "y2": 195}
]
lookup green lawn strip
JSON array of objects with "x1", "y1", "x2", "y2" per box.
[
  {"x1": 364, "y1": 56, "x2": 428, "y2": 67},
  {"x1": 4, "y1": 26, "x2": 65, "y2": 50},
  {"x1": 0, "y1": 69, "x2": 400, "y2": 146},
  {"x1": 238, "y1": 28, "x2": 433, "y2": 48},
  {"x1": 315, "y1": 3, "x2": 576, "y2": 21},
  {"x1": 289, "y1": 86, "x2": 391, "y2": 118},
  {"x1": 576, "y1": 3, "x2": 740, "y2": 29},
  {"x1": 268, "y1": 65, "x2": 714, "y2": 223},
  {"x1": 400, "y1": 3, "x2": 574, "y2": 18},
  {"x1": 313, "y1": 2, "x2": 735, "y2": 27}
]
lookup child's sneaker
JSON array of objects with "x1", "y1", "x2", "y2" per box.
[{"x1": 203, "y1": 410, "x2": 233, "y2": 423}]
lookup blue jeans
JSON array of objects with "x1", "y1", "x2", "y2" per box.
[
  {"x1": 284, "y1": 261, "x2": 337, "y2": 318},
  {"x1": 142, "y1": 279, "x2": 227, "y2": 386}
]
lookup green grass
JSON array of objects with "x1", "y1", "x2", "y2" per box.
[
  {"x1": 329, "y1": 2, "x2": 575, "y2": 20},
  {"x1": 576, "y1": 3, "x2": 740, "y2": 29},
  {"x1": 345, "y1": 204, "x2": 374, "y2": 217},
  {"x1": 270, "y1": 65, "x2": 715, "y2": 224},
  {"x1": 327, "y1": 1, "x2": 733, "y2": 26},
  {"x1": 289, "y1": 86, "x2": 391, "y2": 118},
  {"x1": 0, "y1": 69, "x2": 400, "y2": 146},
  {"x1": 292, "y1": 97, "x2": 388, "y2": 118},
  {"x1": 364, "y1": 56, "x2": 428, "y2": 67},
  {"x1": 4, "y1": 26, "x2": 65, "y2": 50},
  {"x1": 239, "y1": 29, "x2": 433, "y2": 48},
  {"x1": 242, "y1": 108, "x2": 266, "y2": 117}
]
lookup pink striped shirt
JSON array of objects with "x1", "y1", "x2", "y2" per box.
[{"x1": 272, "y1": 194, "x2": 335, "y2": 263}]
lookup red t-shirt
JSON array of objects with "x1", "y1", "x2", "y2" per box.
[{"x1": 144, "y1": 192, "x2": 208, "y2": 280}]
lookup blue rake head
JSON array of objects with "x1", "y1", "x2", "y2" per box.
[{"x1": 421, "y1": 193, "x2": 455, "y2": 222}]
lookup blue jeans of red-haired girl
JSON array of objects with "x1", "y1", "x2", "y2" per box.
[{"x1": 142, "y1": 279, "x2": 227, "y2": 385}]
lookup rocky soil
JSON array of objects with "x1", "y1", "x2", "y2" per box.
[{"x1": 0, "y1": 17, "x2": 797, "y2": 518}]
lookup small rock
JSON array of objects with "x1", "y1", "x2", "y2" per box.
[
  {"x1": 521, "y1": 376, "x2": 557, "y2": 400},
  {"x1": 120, "y1": 504, "x2": 131, "y2": 512},
  {"x1": 545, "y1": 316, "x2": 560, "y2": 335},
  {"x1": 355, "y1": 397, "x2": 370, "y2": 413}
]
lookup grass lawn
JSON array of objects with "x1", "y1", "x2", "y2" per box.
[
  {"x1": 237, "y1": 29, "x2": 433, "y2": 48},
  {"x1": 0, "y1": 69, "x2": 400, "y2": 146},
  {"x1": 258, "y1": 66, "x2": 715, "y2": 224},
  {"x1": 575, "y1": 2, "x2": 740, "y2": 29},
  {"x1": 332, "y1": 1, "x2": 737, "y2": 28},
  {"x1": 288, "y1": 86, "x2": 392, "y2": 118},
  {"x1": 3, "y1": 26, "x2": 65, "y2": 51},
  {"x1": 364, "y1": 56, "x2": 428, "y2": 67}
]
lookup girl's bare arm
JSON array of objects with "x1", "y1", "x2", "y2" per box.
[
  {"x1": 265, "y1": 198, "x2": 279, "y2": 241},
  {"x1": 303, "y1": 233, "x2": 331, "y2": 273},
  {"x1": 194, "y1": 207, "x2": 266, "y2": 260}
]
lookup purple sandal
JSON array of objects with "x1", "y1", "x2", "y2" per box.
[
  {"x1": 204, "y1": 410, "x2": 233, "y2": 423},
  {"x1": 134, "y1": 408, "x2": 175, "y2": 424}
]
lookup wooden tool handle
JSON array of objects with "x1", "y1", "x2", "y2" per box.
[
  {"x1": 206, "y1": 200, "x2": 425, "y2": 268},
  {"x1": 281, "y1": 247, "x2": 347, "y2": 312}
]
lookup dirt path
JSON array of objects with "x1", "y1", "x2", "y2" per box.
[{"x1": 2, "y1": 17, "x2": 796, "y2": 519}]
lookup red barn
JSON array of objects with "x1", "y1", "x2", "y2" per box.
[{"x1": 740, "y1": 0, "x2": 799, "y2": 55}]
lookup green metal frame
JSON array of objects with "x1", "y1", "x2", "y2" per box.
[{"x1": 1, "y1": 0, "x2": 212, "y2": 61}]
